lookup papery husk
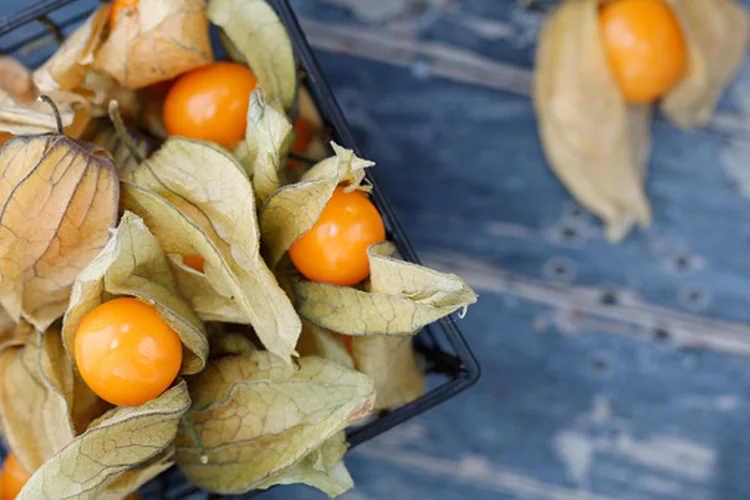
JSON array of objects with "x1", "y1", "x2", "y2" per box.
[
  {"x1": 298, "y1": 86, "x2": 324, "y2": 133},
  {"x1": 297, "y1": 321, "x2": 354, "y2": 370},
  {"x1": 293, "y1": 86, "x2": 328, "y2": 164},
  {"x1": 0, "y1": 132, "x2": 118, "y2": 330},
  {"x1": 351, "y1": 336, "x2": 425, "y2": 411},
  {"x1": 0, "y1": 90, "x2": 92, "y2": 145},
  {"x1": 662, "y1": 0, "x2": 750, "y2": 129},
  {"x1": 254, "y1": 432, "x2": 354, "y2": 497},
  {"x1": 241, "y1": 90, "x2": 295, "y2": 204},
  {"x1": 0, "y1": 328, "x2": 76, "y2": 473},
  {"x1": 208, "y1": 0, "x2": 297, "y2": 109},
  {"x1": 62, "y1": 212, "x2": 209, "y2": 375},
  {"x1": 532, "y1": 0, "x2": 653, "y2": 242},
  {"x1": 175, "y1": 351, "x2": 374, "y2": 495},
  {"x1": 97, "y1": 450, "x2": 175, "y2": 500},
  {"x1": 33, "y1": 6, "x2": 110, "y2": 93},
  {"x1": 18, "y1": 383, "x2": 190, "y2": 500},
  {"x1": 0, "y1": 56, "x2": 34, "y2": 102},
  {"x1": 94, "y1": 0, "x2": 214, "y2": 89},
  {"x1": 294, "y1": 242, "x2": 477, "y2": 336},
  {"x1": 260, "y1": 142, "x2": 373, "y2": 267},
  {"x1": 209, "y1": 330, "x2": 257, "y2": 358},
  {"x1": 120, "y1": 138, "x2": 301, "y2": 362},
  {"x1": 77, "y1": 72, "x2": 139, "y2": 121}
]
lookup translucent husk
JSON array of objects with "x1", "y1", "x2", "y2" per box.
[
  {"x1": 533, "y1": 0, "x2": 652, "y2": 242},
  {"x1": 533, "y1": 0, "x2": 748, "y2": 242},
  {"x1": 662, "y1": 0, "x2": 750, "y2": 129}
]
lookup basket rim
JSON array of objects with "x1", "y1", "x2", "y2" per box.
[{"x1": 269, "y1": 0, "x2": 481, "y2": 409}]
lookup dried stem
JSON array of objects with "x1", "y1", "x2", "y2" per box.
[
  {"x1": 181, "y1": 414, "x2": 209, "y2": 464},
  {"x1": 108, "y1": 100, "x2": 145, "y2": 164},
  {"x1": 37, "y1": 94, "x2": 64, "y2": 135}
]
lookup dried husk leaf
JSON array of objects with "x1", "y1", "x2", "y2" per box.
[
  {"x1": 298, "y1": 85, "x2": 324, "y2": 132},
  {"x1": 120, "y1": 138, "x2": 301, "y2": 362},
  {"x1": 208, "y1": 0, "x2": 297, "y2": 109},
  {"x1": 297, "y1": 321, "x2": 354, "y2": 370},
  {"x1": 0, "y1": 133, "x2": 118, "y2": 330},
  {"x1": 187, "y1": 351, "x2": 295, "y2": 408},
  {"x1": 0, "y1": 329, "x2": 75, "y2": 472},
  {"x1": 294, "y1": 242, "x2": 477, "y2": 335},
  {"x1": 97, "y1": 450, "x2": 174, "y2": 500},
  {"x1": 17, "y1": 382, "x2": 190, "y2": 500},
  {"x1": 292, "y1": 86, "x2": 327, "y2": 165},
  {"x1": 33, "y1": 6, "x2": 110, "y2": 93},
  {"x1": 209, "y1": 331, "x2": 257, "y2": 358},
  {"x1": 0, "y1": 311, "x2": 20, "y2": 340},
  {"x1": 78, "y1": 72, "x2": 139, "y2": 121},
  {"x1": 532, "y1": 0, "x2": 652, "y2": 242},
  {"x1": 254, "y1": 432, "x2": 354, "y2": 497},
  {"x1": 175, "y1": 352, "x2": 374, "y2": 494},
  {"x1": 94, "y1": 0, "x2": 214, "y2": 89},
  {"x1": 62, "y1": 212, "x2": 209, "y2": 374},
  {"x1": 120, "y1": 183, "x2": 247, "y2": 323},
  {"x1": 0, "y1": 56, "x2": 34, "y2": 102},
  {"x1": 661, "y1": 0, "x2": 750, "y2": 129},
  {"x1": 261, "y1": 142, "x2": 373, "y2": 267},
  {"x1": 352, "y1": 336, "x2": 425, "y2": 411},
  {"x1": 242, "y1": 90, "x2": 295, "y2": 204},
  {"x1": 0, "y1": 90, "x2": 91, "y2": 142}
]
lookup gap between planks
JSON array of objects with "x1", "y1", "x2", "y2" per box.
[{"x1": 422, "y1": 251, "x2": 750, "y2": 357}]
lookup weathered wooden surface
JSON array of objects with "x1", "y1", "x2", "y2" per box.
[{"x1": 4, "y1": 0, "x2": 750, "y2": 498}]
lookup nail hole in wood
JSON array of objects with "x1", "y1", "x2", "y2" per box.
[
  {"x1": 654, "y1": 328, "x2": 670, "y2": 341},
  {"x1": 600, "y1": 290, "x2": 618, "y2": 306}
]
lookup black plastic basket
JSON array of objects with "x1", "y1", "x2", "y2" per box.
[{"x1": 0, "y1": 1, "x2": 481, "y2": 498}]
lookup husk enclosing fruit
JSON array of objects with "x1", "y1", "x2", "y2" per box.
[
  {"x1": 533, "y1": 0, "x2": 748, "y2": 242},
  {"x1": 0, "y1": 129, "x2": 119, "y2": 330},
  {"x1": 662, "y1": 0, "x2": 750, "y2": 128},
  {"x1": 94, "y1": 0, "x2": 214, "y2": 89},
  {"x1": 175, "y1": 350, "x2": 374, "y2": 496}
]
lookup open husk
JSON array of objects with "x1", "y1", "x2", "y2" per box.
[
  {"x1": 533, "y1": 0, "x2": 652, "y2": 242},
  {"x1": 94, "y1": 0, "x2": 214, "y2": 89},
  {"x1": 0, "y1": 132, "x2": 118, "y2": 330},
  {"x1": 662, "y1": 0, "x2": 750, "y2": 129},
  {"x1": 175, "y1": 351, "x2": 374, "y2": 495},
  {"x1": 533, "y1": 0, "x2": 748, "y2": 242}
]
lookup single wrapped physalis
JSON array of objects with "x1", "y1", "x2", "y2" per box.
[
  {"x1": 533, "y1": 0, "x2": 748, "y2": 241},
  {"x1": 0, "y1": 96, "x2": 118, "y2": 330},
  {"x1": 94, "y1": 0, "x2": 214, "y2": 89}
]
